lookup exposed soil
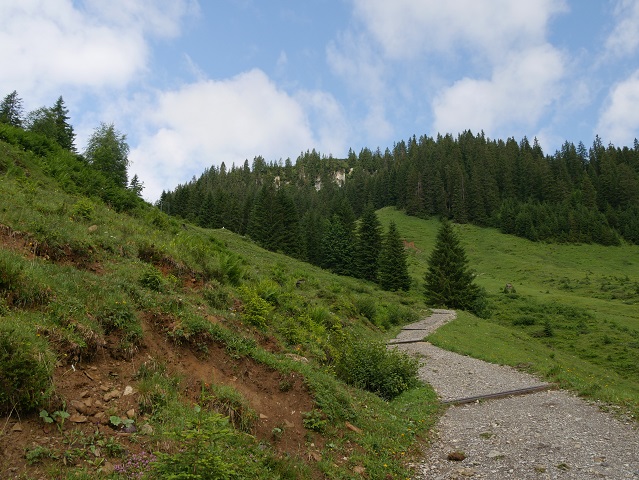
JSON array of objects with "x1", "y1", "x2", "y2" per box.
[{"x1": 1, "y1": 312, "x2": 320, "y2": 479}]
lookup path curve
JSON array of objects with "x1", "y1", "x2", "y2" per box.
[{"x1": 390, "y1": 310, "x2": 639, "y2": 479}]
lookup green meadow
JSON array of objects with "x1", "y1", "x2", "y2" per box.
[{"x1": 377, "y1": 206, "x2": 639, "y2": 418}]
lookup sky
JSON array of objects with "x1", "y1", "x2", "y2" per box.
[{"x1": 2, "y1": 0, "x2": 639, "y2": 202}]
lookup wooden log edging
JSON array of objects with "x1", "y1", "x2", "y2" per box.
[
  {"x1": 386, "y1": 339, "x2": 426, "y2": 345},
  {"x1": 441, "y1": 384, "x2": 554, "y2": 405}
]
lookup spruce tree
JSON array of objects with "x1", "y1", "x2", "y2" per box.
[
  {"x1": 354, "y1": 205, "x2": 382, "y2": 282},
  {"x1": 320, "y1": 215, "x2": 355, "y2": 276},
  {"x1": 0, "y1": 91, "x2": 24, "y2": 127},
  {"x1": 377, "y1": 221, "x2": 410, "y2": 291},
  {"x1": 424, "y1": 220, "x2": 486, "y2": 315},
  {"x1": 51, "y1": 96, "x2": 75, "y2": 151}
]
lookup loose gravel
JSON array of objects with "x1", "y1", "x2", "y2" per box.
[{"x1": 391, "y1": 310, "x2": 639, "y2": 479}]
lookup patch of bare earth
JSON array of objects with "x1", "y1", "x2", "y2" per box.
[{"x1": 1, "y1": 313, "x2": 320, "y2": 478}]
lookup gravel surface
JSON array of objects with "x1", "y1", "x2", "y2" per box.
[{"x1": 391, "y1": 310, "x2": 639, "y2": 479}]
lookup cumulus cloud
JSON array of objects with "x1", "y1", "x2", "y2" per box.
[
  {"x1": 350, "y1": 0, "x2": 567, "y2": 61},
  {"x1": 329, "y1": 0, "x2": 568, "y2": 144},
  {"x1": 0, "y1": 0, "x2": 194, "y2": 103},
  {"x1": 326, "y1": 31, "x2": 393, "y2": 142},
  {"x1": 605, "y1": 0, "x2": 639, "y2": 58},
  {"x1": 432, "y1": 45, "x2": 565, "y2": 137},
  {"x1": 597, "y1": 70, "x2": 639, "y2": 146},
  {"x1": 129, "y1": 69, "x2": 349, "y2": 201}
]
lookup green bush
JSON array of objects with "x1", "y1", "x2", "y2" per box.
[
  {"x1": 202, "y1": 281, "x2": 231, "y2": 310},
  {"x1": 0, "y1": 327, "x2": 54, "y2": 414},
  {"x1": 238, "y1": 285, "x2": 271, "y2": 328},
  {"x1": 335, "y1": 341, "x2": 420, "y2": 400},
  {"x1": 70, "y1": 198, "x2": 95, "y2": 221},
  {"x1": 139, "y1": 266, "x2": 164, "y2": 292},
  {"x1": 152, "y1": 406, "x2": 237, "y2": 479},
  {"x1": 382, "y1": 303, "x2": 419, "y2": 327},
  {"x1": 355, "y1": 297, "x2": 377, "y2": 322}
]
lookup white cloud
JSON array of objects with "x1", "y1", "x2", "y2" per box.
[
  {"x1": 605, "y1": 0, "x2": 639, "y2": 58},
  {"x1": 326, "y1": 31, "x2": 393, "y2": 141},
  {"x1": 597, "y1": 70, "x2": 639, "y2": 145},
  {"x1": 350, "y1": 0, "x2": 567, "y2": 61},
  {"x1": 329, "y1": 0, "x2": 568, "y2": 145},
  {"x1": 130, "y1": 69, "x2": 348, "y2": 201},
  {"x1": 0, "y1": 0, "x2": 194, "y2": 103},
  {"x1": 432, "y1": 45, "x2": 565, "y2": 137}
]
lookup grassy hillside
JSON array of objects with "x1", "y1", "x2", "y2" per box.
[
  {"x1": 377, "y1": 207, "x2": 639, "y2": 418},
  {"x1": 1, "y1": 133, "x2": 637, "y2": 478},
  {"x1": 0, "y1": 139, "x2": 440, "y2": 479}
]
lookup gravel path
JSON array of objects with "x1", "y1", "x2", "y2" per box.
[{"x1": 390, "y1": 310, "x2": 639, "y2": 479}]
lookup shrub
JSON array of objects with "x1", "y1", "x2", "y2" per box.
[
  {"x1": 0, "y1": 327, "x2": 54, "y2": 414},
  {"x1": 152, "y1": 406, "x2": 237, "y2": 479},
  {"x1": 237, "y1": 285, "x2": 271, "y2": 328},
  {"x1": 95, "y1": 299, "x2": 136, "y2": 333},
  {"x1": 70, "y1": 198, "x2": 95, "y2": 221},
  {"x1": 139, "y1": 266, "x2": 164, "y2": 292},
  {"x1": 382, "y1": 303, "x2": 419, "y2": 327},
  {"x1": 202, "y1": 281, "x2": 231, "y2": 310},
  {"x1": 216, "y1": 253, "x2": 244, "y2": 286},
  {"x1": 355, "y1": 297, "x2": 377, "y2": 322},
  {"x1": 335, "y1": 341, "x2": 420, "y2": 400}
]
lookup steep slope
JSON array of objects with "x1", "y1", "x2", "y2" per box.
[{"x1": 0, "y1": 137, "x2": 440, "y2": 479}]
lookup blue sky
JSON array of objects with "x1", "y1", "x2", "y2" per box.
[{"x1": 2, "y1": 0, "x2": 639, "y2": 202}]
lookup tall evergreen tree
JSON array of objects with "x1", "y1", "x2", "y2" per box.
[
  {"x1": 0, "y1": 91, "x2": 24, "y2": 127},
  {"x1": 354, "y1": 205, "x2": 382, "y2": 282},
  {"x1": 424, "y1": 220, "x2": 486, "y2": 316},
  {"x1": 26, "y1": 97, "x2": 76, "y2": 151},
  {"x1": 320, "y1": 215, "x2": 355, "y2": 276},
  {"x1": 51, "y1": 96, "x2": 75, "y2": 151},
  {"x1": 377, "y1": 221, "x2": 411, "y2": 291}
]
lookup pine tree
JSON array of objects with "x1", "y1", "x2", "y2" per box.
[
  {"x1": 51, "y1": 96, "x2": 75, "y2": 151},
  {"x1": 0, "y1": 91, "x2": 24, "y2": 127},
  {"x1": 320, "y1": 215, "x2": 355, "y2": 276},
  {"x1": 424, "y1": 220, "x2": 486, "y2": 315},
  {"x1": 354, "y1": 205, "x2": 382, "y2": 282},
  {"x1": 377, "y1": 221, "x2": 410, "y2": 291}
]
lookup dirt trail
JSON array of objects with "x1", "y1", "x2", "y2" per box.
[{"x1": 391, "y1": 310, "x2": 639, "y2": 479}]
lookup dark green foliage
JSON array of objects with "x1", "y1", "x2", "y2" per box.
[
  {"x1": 320, "y1": 215, "x2": 355, "y2": 276},
  {"x1": 354, "y1": 296, "x2": 377, "y2": 321},
  {"x1": 0, "y1": 90, "x2": 24, "y2": 127},
  {"x1": 354, "y1": 205, "x2": 382, "y2": 282},
  {"x1": 335, "y1": 341, "x2": 420, "y2": 400},
  {"x1": 25, "y1": 96, "x2": 75, "y2": 151},
  {"x1": 424, "y1": 220, "x2": 487, "y2": 316},
  {"x1": 377, "y1": 221, "x2": 411, "y2": 291},
  {"x1": 247, "y1": 184, "x2": 302, "y2": 257},
  {"x1": 51, "y1": 96, "x2": 75, "y2": 151},
  {"x1": 0, "y1": 327, "x2": 53, "y2": 414},
  {"x1": 159, "y1": 130, "x2": 639, "y2": 250}
]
